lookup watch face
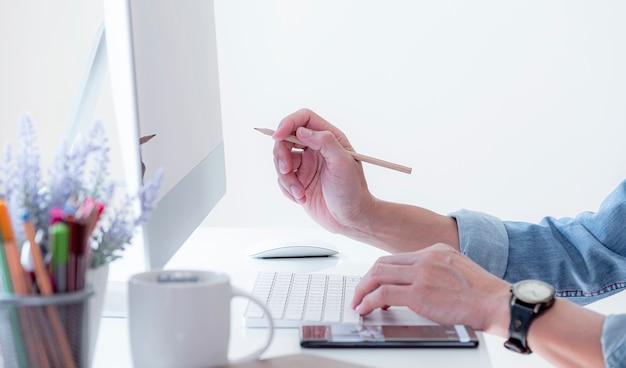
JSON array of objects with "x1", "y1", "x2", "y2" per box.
[{"x1": 513, "y1": 280, "x2": 554, "y2": 304}]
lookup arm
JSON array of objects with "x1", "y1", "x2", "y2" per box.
[
  {"x1": 349, "y1": 198, "x2": 459, "y2": 254},
  {"x1": 526, "y1": 298, "x2": 605, "y2": 367},
  {"x1": 452, "y1": 179, "x2": 626, "y2": 305},
  {"x1": 351, "y1": 244, "x2": 608, "y2": 368}
]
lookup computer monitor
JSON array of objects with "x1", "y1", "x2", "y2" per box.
[{"x1": 104, "y1": 0, "x2": 226, "y2": 270}]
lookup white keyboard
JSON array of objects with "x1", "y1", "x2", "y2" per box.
[{"x1": 244, "y1": 271, "x2": 363, "y2": 328}]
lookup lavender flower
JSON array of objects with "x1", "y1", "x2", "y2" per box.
[
  {"x1": 85, "y1": 121, "x2": 110, "y2": 200},
  {"x1": 0, "y1": 144, "x2": 13, "y2": 198},
  {"x1": 8, "y1": 116, "x2": 47, "y2": 239},
  {"x1": 90, "y1": 169, "x2": 163, "y2": 268},
  {"x1": 0, "y1": 115, "x2": 163, "y2": 268}
]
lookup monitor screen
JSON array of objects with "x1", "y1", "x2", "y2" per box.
[{"x1": 104, "y1": 0, "x2": 226, "y2": 270}]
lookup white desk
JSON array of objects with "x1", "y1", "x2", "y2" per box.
[{"x1": 94, "y1": 227, "x2": 556, "y2": 367}]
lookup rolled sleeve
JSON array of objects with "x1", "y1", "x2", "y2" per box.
[
  {"x1": 449, "y1": 209, "x2": 509, "y2": 279},
  {"x1": 602, "y1": 314, "x2": 626, "y2": 368}
]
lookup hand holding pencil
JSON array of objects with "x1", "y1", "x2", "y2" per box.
[{"x1": 264, "y1": 109, "x2": 410, "y2": 230}]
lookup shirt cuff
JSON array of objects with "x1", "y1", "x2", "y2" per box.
[
  {"x1": 448, "y1": 209, "x2": 509, "y2": 279},
  {"x1": 602, "y1": 314, "x2": 626, "y2": 368}
]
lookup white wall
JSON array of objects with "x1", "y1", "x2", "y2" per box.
[
  {"x1": 3, "y1": 1, "x2": 626, "y2": 234},
  {"x1": 0, "y1": 1, "x2": 119, "y2": 173},
  {"x1": 207, "y1": 0, "x2": 626, "y2": 228}
]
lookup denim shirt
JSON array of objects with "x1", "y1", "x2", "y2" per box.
[{"x1": 450, "y1": 178, "x2": 626, "y2": 367}]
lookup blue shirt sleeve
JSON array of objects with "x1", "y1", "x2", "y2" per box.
[
  {"x1": 450, "y1": 209, "x2": 510, "y2": 278},
  {"x1": 451, "y1": 180, "x2": 626, "y2": 368},
  {"x1": 450, "y1": 179, "x2": 626, "y2": 305},
  {"x1": 602, "y1": 314, "x2": 626, "y2": 368}
]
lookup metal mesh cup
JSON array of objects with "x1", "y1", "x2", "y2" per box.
[{"x1": 0, "y1": 288, "x2": 94, "y2": 368}]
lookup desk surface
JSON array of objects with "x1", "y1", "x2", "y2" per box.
[{"x1": 93, "y1": 227, "x2": 584, "y2": 367}]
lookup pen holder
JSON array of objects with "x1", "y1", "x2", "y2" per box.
[{"x1": 0, "y1": 288, "x2": 94, "y2": 368}]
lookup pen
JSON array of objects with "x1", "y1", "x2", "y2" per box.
[
  {"x1": 74, "y1": 197, "x2": 104, "y2": 290},
  {"x1": 65, "y1": 216, "x2": 87, "y2": 292}
]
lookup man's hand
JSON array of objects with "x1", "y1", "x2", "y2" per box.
[{"x1": 351, "y1": 243, "x2": 511, "y2": 335}]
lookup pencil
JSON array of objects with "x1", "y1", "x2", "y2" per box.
[
  {"x1": 0, "y1": 201, "x2": 29, "y2": 295},
  {"x1": 23, "y1": 219, "x2": 53, "y2": 296},
  {"x1": 0, "y1": 201, "x2": 37, "y2": 367},
  {"x1": 254, "y1": 127, "x2": 412, "y2": 174}
]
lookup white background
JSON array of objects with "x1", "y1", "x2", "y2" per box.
[{"x1": 1, "y1": 0, "x2": 625, "y2": 230}]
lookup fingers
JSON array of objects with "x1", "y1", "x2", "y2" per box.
[
  {"x1": 274, "y1": 108, "x2": 325, "y2": 141},
  {"x1": 273, "y1": 108, "x2": 354, "y2": 167},
  {"x1": 351, "y1": 257, "x2": 418, "y2": 311},
  {"x1": 351, "y1": 245, "x2": 459, "y2": 315},
  {"x1": 272, "y1": 109, "x2": 320, "y2": 176},
  {"x1": 296, "y1": 127, "x2": 353, "y2": 167},
  {"x1": 277, "y1": 152, "x2": 305, "y2": 203},
  {"x1": 272, "y1": 108, "x2": 356, "y2": 205},
  {"x1": 354, "y1": 284, "x2": 414, "y2": 316}
]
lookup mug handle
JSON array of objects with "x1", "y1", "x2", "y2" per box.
[{"x1": 229, "y1": 287, "x2": 275, "y2": 364}]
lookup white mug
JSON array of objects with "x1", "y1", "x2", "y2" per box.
[{"x1": 128, "y1": 270, "x2": 274, "y2": 368}]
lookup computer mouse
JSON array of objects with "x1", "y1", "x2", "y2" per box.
[{"x1": 246, "y1": 239, "x2": 339, "y2": 259}]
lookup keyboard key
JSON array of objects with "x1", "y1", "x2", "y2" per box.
[{"x1": 244, "y1": 271, "x2": 363, "y2": 328}]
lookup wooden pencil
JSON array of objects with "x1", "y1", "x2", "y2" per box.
[{"x1": 255, "y1": 128, "x2": 412, "y2": 174}]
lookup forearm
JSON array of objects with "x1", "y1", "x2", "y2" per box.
[
  {"x1": 346, "y1": 198, "x2": 460, "y2": 254},
  {"x1": 531, "y1": 299, "x2": 605, "y2": 367}
]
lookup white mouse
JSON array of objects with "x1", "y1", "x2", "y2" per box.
[{"x1": 246, "y1": 239, "x2": 339, "y2": 259}]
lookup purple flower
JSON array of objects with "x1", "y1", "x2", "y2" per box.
[
  {"x1": 0, "y1": 144, "x2": 14, "y2": 198},
  {"x1": 90, "y1": 169, "x2": 163, "y2": 267},
  {"x1": 0, "y1": 115, "x2": 163, "y2": 268}
]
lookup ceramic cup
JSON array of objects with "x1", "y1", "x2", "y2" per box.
[{"x1": 128, "y1": 270, "x2": 274, "y2": 368}]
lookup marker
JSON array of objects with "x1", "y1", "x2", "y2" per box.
[
  {"x1": 65, "y1": 216, "x2": 86, "y2": 292},
  {"x1": 49, "y1": 222, "x2": 69, "y2": 293}
]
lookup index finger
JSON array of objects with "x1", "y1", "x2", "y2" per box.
[{"x1": 351, "y1": 261, "x2": 416, "y2": 310}]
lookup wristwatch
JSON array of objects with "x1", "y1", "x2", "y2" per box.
[{"x1": 504, "y1": 279, "x2": 555, "y2": 354}]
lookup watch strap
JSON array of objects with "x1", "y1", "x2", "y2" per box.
[{"x1": 504, "y1": 297, "x2": 535, "y2": 354}]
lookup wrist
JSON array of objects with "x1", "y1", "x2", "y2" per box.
[
  {"x1": 483, "y1": 284, "x2": 512, "y2": 338},
  {"x1": 342, "y1": 197, "x2": 381, "y2": 242}
]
